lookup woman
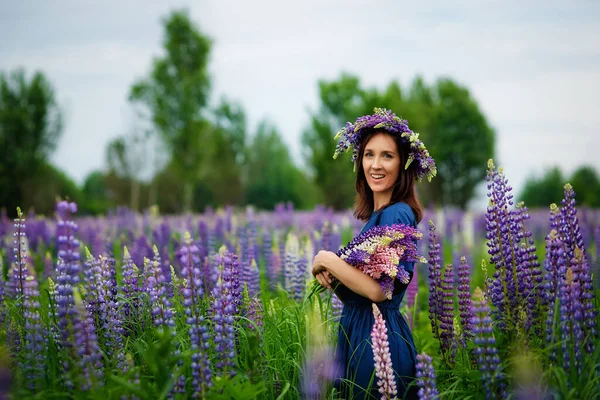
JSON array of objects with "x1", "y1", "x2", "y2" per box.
[{"x1": 311, "y1": 108, "x2": 436, "y2": 399}]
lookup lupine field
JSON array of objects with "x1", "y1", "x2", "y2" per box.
[{"x1": 1, "y1": 160, "x2": 599, "y2": 400}]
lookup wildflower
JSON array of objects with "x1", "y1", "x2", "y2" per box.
[
  {"x1": 371, "y1": 304, "x2": 397, "y2": 400},
  {"x1": 415, "y1": 353, "x2": 439, "y2": 400}
]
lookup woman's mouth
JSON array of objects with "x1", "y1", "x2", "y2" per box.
[{"x1": 370, "y1": 174, "x2": 385, "y2": 181}]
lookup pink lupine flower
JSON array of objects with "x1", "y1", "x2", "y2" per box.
[{"x1": 371, "y1": 304, "x2": 398, "y2": 400}]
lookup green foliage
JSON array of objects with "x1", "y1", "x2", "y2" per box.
[
  {"x1": 519, "y1": 167, "x2": 570, "y2": 208},
  {"x1": 19, "y1": 162, "x2": 83, "y2": 215},
  {"x1": 567, "y1": 166, "x2": 600, "y2": 207},
  {"x1": 246, "y1": 121, "x2": 319, "y2": 210},
  {"x1": 129, "y1": 9, "x2": 213, "y2": 212},
  {"x1": 0, "y1": 68, "x2": 63, "y2": 217},
  {"x1": 201, "y1": 98, "x2": 247, "y2": 207},
  {"x1": 302, "y1": 73, "x2": 381, "y2": 210},
  {"x1": 427, "y1": 79, "x2": 495, "y2": 209},
  {"x1": 81, "y1": 171, "x2": 113, "y2": 215}
]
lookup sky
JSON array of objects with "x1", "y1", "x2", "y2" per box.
[{"x1": 1, "y1": 0, "x2": 599, "y2": 209}]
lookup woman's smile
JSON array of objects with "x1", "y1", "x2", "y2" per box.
[{"x1": 362, "y1": 133, "x2": 400, "y2": 197}]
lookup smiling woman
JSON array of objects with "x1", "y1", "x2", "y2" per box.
[
  {"x1": 362, "y1": 133, "x2": 401, "y2": 209},
  {"x1": 312, "y1": 108, "x2": 437, "y2": 399}
]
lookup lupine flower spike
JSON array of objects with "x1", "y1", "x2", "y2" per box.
[{"x1": 371, "y1": 304, "x2": 398, "y2": 400}]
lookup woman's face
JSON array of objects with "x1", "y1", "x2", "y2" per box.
[{"x1": 361, "y1": 132, "x2": 401, "y2": 196}]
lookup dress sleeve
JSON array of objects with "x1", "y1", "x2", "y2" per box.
[{"x1": 380, "y1": 204, "x2": 416, "y2": 275}]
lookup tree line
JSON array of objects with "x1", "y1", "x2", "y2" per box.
[
  {"x1": 520, "y1": 166, "x2": 600, "y2": 208},
  {"x1": 1, "y1": 9, "x2": 516, "y2": 216}
]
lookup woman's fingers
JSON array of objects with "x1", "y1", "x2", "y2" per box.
[
  {"x1": 315, "y1": 272, "x2": 331, "y2": 289},
  {"x1": 323, "y1": 271, "x2": 333, "y2": 284}
]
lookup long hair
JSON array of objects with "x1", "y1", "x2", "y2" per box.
[{"x1": 354, "y1": 130, "x2": 423, "y2": 223}]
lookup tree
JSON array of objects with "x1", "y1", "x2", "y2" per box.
[
  {"x1": 302, "y1": 73, "x2": 383, "y2": 210},
  {"x1": 569, "y1": 166, "x2": 600, "y2": 207},
  {"x1": 0, "y1": 68, "x2": 63, "y2": 215},
  {"x1": 519, "y1": 165, "x2": 600, "y2": 208},
  {"x1": 81, "y1": 171, "x2": 111, "y2": 214},
  {"x1": 19, "y1": 162, "x2": 82, "y2": 215},
  {"x1": 129, "y1": 9, "x2": 212, "y2": 212},
  {"x1": 105, "y1": 124, "x2": 150, "y2": 211},
  {"x1": 198, "y1": 98, "x2": 247, "y2": 207},
  {"x1": 519, "y1": 167, "x2": 565, "y2": 208},
  {"x1": 246, "y1": 120, "x2": 318, "y2": 209},
  {"x1": 427, "y1": 78, "x2": 495, "y2": 209}
]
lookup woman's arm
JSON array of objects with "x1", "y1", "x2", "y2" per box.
[{"x1": 312, "y1": 250, "x2": 387, "y2": 303}]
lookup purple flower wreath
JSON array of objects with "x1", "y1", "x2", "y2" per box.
[{"x1": 333, "y1": 107, "x2": 437, "y2": 182}]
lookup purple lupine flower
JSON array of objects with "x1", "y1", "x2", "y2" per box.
[
  {"x1": 330, "y1": 293, "x2": 343, "y2": 322},
  {"x1": 22, "y1": 266, "x2": 46, "y2": 389},
  {"x1": 471, "y1": 287, "x2": 504, "y2": 400},
  {"x1": 559, "y1": 184, "x2": 587, "y2": 262},
  {"x1": 72, "y1": 289, "x2": 104, "y2": 391},
  {"x1": 55, "y1": 200, "x2": 81, "y2": 283},
  {"x1": 43, "y1": 251, "x2": 53, "y2": 279},
  {"x1": 9, "y1": 208, "x2": 28, "y2": 301},
  {"x1": 0, "y1": 260, "x2": 5, "y2": 324},
  {"x1": 284, "y1": 233, "x2": 300, "y2": 297},
  {"x1": 54, "y1": 256, "x2": 79, "y2": 389},
  {"x1": 485, "y1": 160, "x2": 543, "y2": 332},
  {"x1": 242, "y1": 286, "x2": 264, "y2": 334},
  {"x1": 289, "y1": 250, "x2": 308, "y2": 302},
  {"x1": 239, "y1": 228, "x2": 260, "y2": 298},
  {"x1": 544, "y1": 229, "x2": 564, "y2": 362},
  {"x1": 152, "y1": 221, "x2": 171, "y2": 278},
  {"x1": 558, "y1": 184, "x2": 597, "y2": 352},
  {"x1": 427, "y1": 220, "x2": 443, "y2": 342},
  {"x1": 415, "y1": 353, "x2": 439, "y2": 400},
  {"x1": 302, "y1": 339, "x2": 337, "y2": 400},
  {"x1": 88, "y1": 251, "x2": 126, "y2": 372},
  {"x1": 197, "y1": 220, "x2": 209, "y2": 259},
  {"x1": 210, "y1": 246, "x2": 239, "y2": 379},
  {"x1": 247, "y1": 258, "x2": 261, "y2": 299},
  {"x1": 144, "y1": 245, "x2": 175, "y2": 332},
  {"x1": 121, "y1": 246, "x2": 140, "y2": 329},
  {"x1": 178, "y1": 232, "x2": 212, "y2": 397},
  {"x1": 510, "y1": 203, "x2": 540, "y2": 330},
  {"x1": 439, "y1": 264, "x2": 455, "y2": 361},
  {"x1": 371, "y1": 304, "x2": 397, "y2": 400},
  {"x1": 485, "y1": 161, "x2": 512, "y2": 326},
  {"x1": 559, "y1": 268, "x2": 584, "y2": 375},
  {"x1": 262, "y1": 231, "x2": 278, "y2": 290},
  {"x1": 320, "y1": 222, "x2": 332, "y2": 252},
  {"x1": 130, "y1": 235, "x2": 152, "y2": 275},
  {"x1": 457, "y1": 256, "x2": 474, "y2": 344},
  {"x1": 406, "y1": 264, "x2": 418, "y2": 309}
]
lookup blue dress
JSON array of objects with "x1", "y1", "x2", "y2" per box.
[{"x1": 334, "y1": 202, "x2": 419, "y2": 400}]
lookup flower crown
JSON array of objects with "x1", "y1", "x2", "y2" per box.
[{"x1": 333, "y1": 108, "x2": 437, "y2": 182}]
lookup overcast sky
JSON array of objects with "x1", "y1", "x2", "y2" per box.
[{"x1": 1, "y1": 0, "x2": 599, "y2": 209}]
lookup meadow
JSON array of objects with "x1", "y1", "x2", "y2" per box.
[{"x1": 1, "y1": 161, "x2": 599, "y2": 400}]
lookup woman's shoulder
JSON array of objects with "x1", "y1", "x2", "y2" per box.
[{"x1": 380, "y1": 202, "x2": 416, "y2": 226}]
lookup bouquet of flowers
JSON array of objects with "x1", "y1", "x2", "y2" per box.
[{"x1": 310, "y1": 224, "x2": 427, "y2": 300}]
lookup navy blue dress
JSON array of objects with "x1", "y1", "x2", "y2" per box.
[{"x1": 334, "y1": 202, "x2": 419, "y2": 400}]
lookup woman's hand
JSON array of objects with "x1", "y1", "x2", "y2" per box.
[
  {"x1": 314, "y1": 271, "x2": 333, "y2": 290},
  {"x1": 311, "y1": 250, "x2": 338, "y2": 274}
]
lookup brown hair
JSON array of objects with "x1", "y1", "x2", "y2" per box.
[{"x1": 353, "y1": 130, "x2": 423, "y2": 223}]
